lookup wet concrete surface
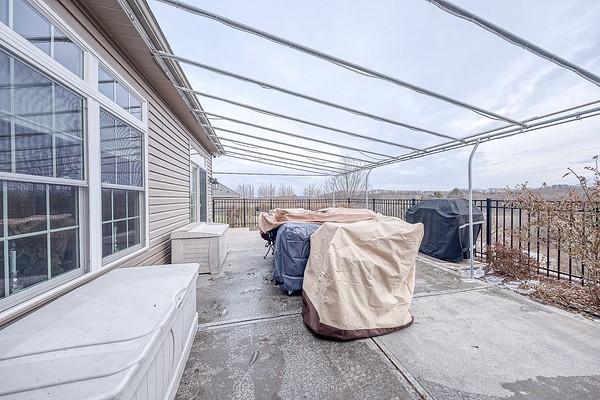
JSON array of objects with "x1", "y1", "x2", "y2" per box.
[
  {"x1": 179, "y1": 228, "x2": 600, "y2": 399},
  {"x1": 380, "y1": 287, "x2": 600, "y2": 399},
  {"x1": 177, "y1": 317, "x2": 419, "y2": 400}
]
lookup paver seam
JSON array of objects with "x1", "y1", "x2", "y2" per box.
[
  {"x1": 371, "y1": 336, "x2": 434, "y2": 400},
  {"x1": 197, "y1": 310, "x2": 301, "y2": 332}
]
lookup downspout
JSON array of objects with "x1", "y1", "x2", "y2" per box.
[{"x1": 468, "y1": 139, "x2": 481, "y2": 278}]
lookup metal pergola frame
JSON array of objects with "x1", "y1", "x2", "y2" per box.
[{"x1": 152, "y1": 0, "x2": 600, "y2": 277}]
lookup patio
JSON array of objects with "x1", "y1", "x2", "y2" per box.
[{"x1": 175, "y1": 228, "x2": 600, "y2": 400}]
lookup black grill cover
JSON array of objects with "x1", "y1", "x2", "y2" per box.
[
  {"x1": 273, "y1": 222, "x2": 321, "y2": 293},
  {"x1": 405, "y1": 199, "x2": 483, "y2": 262}
]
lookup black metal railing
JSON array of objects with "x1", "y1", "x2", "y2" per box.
[{"x1": 212, "y1": 197, "x2": 587, "y2": 282}]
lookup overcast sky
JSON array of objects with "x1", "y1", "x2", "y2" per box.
[{"x1": 149, "y1": 0, "x2": 600, "y2": 194}]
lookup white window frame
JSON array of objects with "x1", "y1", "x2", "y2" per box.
[
  {"x1": 0, "y1": 0, "x2": 150, "y2": 313},
  {"x1": 190, "y1": 142, "x2": 208, "y2": 223}
]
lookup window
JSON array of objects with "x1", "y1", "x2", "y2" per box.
[
  {"x1": 0, "y1": 48, "x2": 84, "y2": 179},
  {"x1": 190, "y1": 147, "x2": 207, "y2": 222},
  {"x1": 0, "y1": 48, "x2": 84, "y2": 302},
  {"x1": 1, "y1": 181, "x2": 80, "y2": 299},
  {"x1": 98, "y1": 66, "x2": 142, "y2": 120},
  {"x1": 100, "y1": 109, "x2": 144, "y2": 258},
  {"x1": 3, "y1": 0, "x2": 83, "y2": 77}
]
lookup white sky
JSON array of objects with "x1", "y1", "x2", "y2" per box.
[{"x1": 149, "y1": 0, "x2": 600, "y2": 193}]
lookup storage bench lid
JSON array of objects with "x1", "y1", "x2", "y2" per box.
[{"x1": 0, "y1": 263, "x2": 198, "y2": 399}]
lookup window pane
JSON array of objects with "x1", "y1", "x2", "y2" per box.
[
  {"x1": 13, "y1": 0, "x2": 51, "y2": 55},
  {"x1": 98, "y1": 67, "x2": 115, "y2": 100},
  {"x1": 0, "y1": 118, "x2": 10, "y2": 173},
  {"x1": 114, "y1": 220, "x2": 127, "y2": 252},
  {"x1": 101, "y1": 110, "x2": 143, "y2": 187},
  {"x1": 0, "y1": 0, "x2": 7, "y2": 25},
  {"x1": 50, "y1": 228, "x2": 78, "y2": 277},
  {"x1": 55, "y1": 136, "x2": 83, "y2": 180},
  {"x1": 14, "y1": 123, "x2": 53, "y2": 177},
  {"x1": 102, "y1": 188, "x2": 111, "y2": 222},
  {"x1": 127, "y1": 191, "x2": 139, "y2": 218},
  {"x1": 130, "y1": 95, "x2": 142, "y2": 120},
  {"x1": 54, "y1": 85, "x2": 83, "y2": 138},
  {"x1": 7, "y1": 181, "x2": 47, "y2": 236},
  {"x1": 128, "y1": 218, "x2": 140, "y2": 247},
  {"x1": 8, "y1": 233, "x2": 48, "y2": 294},
  {"x1": 115, "y1": 82, "x2": 129, "y2": 110},
  {"x1": 0, "y1": 242, "x2": 4, "y2": 298},
  {"x1": 116, "y1": 156, "x2": 130, "y2": 186},
  {"x1": 102, "y1": 222, "x2": 112, "y2": 257},
  {"x1": 113, "y1": 189, "x2": 126, "y2": 220},
  {"x1": 0, "y1": 184, "x2": 3, "y2": 237},
  {"x1": 14, "y1": 59, "x2": 52, "y2": 129},
  {"x1": 49, "y1": 185, "x2": 77, "y2": 229},
  {"x1": 0, "y1": 50, "x2": 9, "y2": 113},
  {"x1": 53, "y1": 28, "x2": 82, "y2": 77}
]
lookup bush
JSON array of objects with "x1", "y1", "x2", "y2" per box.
[
  {"x1": 486, "y1": 243, "x2": 539, "y2": 281},
  {"x1": 509, "y1": 156, "x2": 600, "y2": 306}
]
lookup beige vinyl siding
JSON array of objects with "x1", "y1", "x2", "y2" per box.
[{"x1": 45, "y1": 0, "x2": 215, "y2": 266}]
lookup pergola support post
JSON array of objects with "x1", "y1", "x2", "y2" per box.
[
  {"x1": 365, "y1": 168, "x2": 373, "y2": 209},
  {"x1": 468, "y1": 139, "x2": 481, "y2": 279}
]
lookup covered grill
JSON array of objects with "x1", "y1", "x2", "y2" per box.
[{"x1": 405, "y1": 199, "x2": 484, "y2": 262}]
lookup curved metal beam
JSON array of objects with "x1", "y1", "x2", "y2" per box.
[
  {"x1": 157, "y1": 51, "x2": 465, "y2": 143},
  {"x1": 156, "y1": 0, "x2": 523, "y2": 124}
]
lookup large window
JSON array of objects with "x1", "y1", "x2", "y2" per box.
[
  {"x1": 1, "y1": 0, "x2": 83, "y2": 77},
  {"x1": 0, "y1": 0, "x2": 147, "y2": 309},
  {"x1": 100, "y1": 109, "x2": 144, "y2": 258},
  {"x1": 0, "y1": 48, "x2": 84, "y2": 301},
  {"x1": 0, "y1": 49, "x2": 84, "y2": 179}
]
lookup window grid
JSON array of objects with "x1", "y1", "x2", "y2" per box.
[
  {"x1": 4, "y1": 0, "x2": 83, "y2": 77},
  {"x1": 1, "y1": 180, "x2": 80, "y2": 298},
  {"x1": 1, "y1": 50, "x2": 85, "y2": 181},
  {"x1": 101, "y1": 189, "x2": 141, "y2": 258},
  {"x1": 98, "y1": 65, "x2": 142, "y2": 120}
]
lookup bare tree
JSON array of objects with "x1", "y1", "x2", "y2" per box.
[
  {"x1": 277, "y1": 184, "x2": 296, "y2": 198},
  {"x1": 256, "y1": 183, "x2": 277, "y2": 198},
  {"x1": 303, "y1": 184, "x2": 325, "y2": 198},
  {"x1": 321, "y1": 158, "x2": 367, "y2": 199},
  {"x1": 235, "y1": 183, "x2": 255, "y2": 198}
]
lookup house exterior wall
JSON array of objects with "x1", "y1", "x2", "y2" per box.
[{"x1": 46, "y1": 0, "x2": 214, "y2": 267}]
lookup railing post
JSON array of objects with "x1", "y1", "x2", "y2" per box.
[
  {"x1": 243, "y1": 198, "x2": 247, "y2": 227},
  {"x1": 486, "y1": 198, "x2": 492, "y2": 249},
  {"x1": 212, "y1": 199, "x2": 216, "y2": 223},
  {"x1": 372, "y1": 198, "x2": 375, "y2": 211}
]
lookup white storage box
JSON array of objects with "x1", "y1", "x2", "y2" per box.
[
  {"x1": 0, "y1": 264, "x2": 199, "y2": 400},
  {"x1": 171, "y1": 222, "x2": 229, "y2": 274}
]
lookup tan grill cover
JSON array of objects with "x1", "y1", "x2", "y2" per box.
[
  {"x1": 258, "y1": 207, "x2": 377, "y2": 233},
  {"x1": 302, "y1": 216, "x2": 424, "y2": 340}
]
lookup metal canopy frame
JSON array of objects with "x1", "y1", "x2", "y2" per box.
[{"x1": 153, "y1": 0, "x2": 600, "y2": 277}]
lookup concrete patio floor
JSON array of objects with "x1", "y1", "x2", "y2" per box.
[{"x1": 176, "y1": 228, "x2": 600, "y2": 400}]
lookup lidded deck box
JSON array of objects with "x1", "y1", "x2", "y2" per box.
[
  {"x1": 0, "y1": 264, "x2": 199, "y2": 400},
  {"x1": 171, "y1": 222, "x2": 229, "y2": 274}
]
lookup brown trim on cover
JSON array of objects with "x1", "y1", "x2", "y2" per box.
[{"x1": 301, "y1": 290, "x2": 414, "y2": 341}]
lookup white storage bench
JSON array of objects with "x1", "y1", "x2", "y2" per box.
[
  {"x1": 0, "y1": 264, "x2": 199, "y2": 400},
  {"x1": 171, "y1": 222, "x2": 229, "y2": 274}
]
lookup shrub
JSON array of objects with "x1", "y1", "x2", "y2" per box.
[{"x1": 486, "y1": 243, "x2": 539, "y2": 280}]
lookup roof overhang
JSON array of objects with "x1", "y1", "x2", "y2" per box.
[{"x1": 76, "y1": 0, "x2": 223, "y2": 154}]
